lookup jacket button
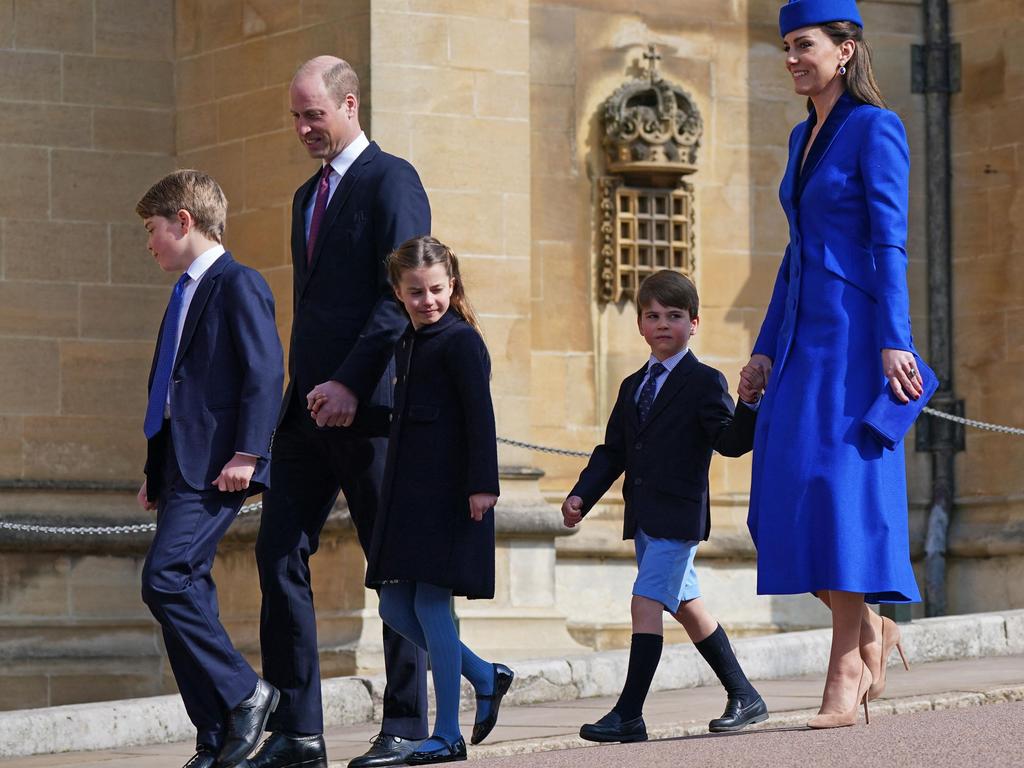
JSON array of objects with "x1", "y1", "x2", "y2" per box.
[
  {"x1": 635, "y1": 477, "x2": 643, "y2": 486},
  {"x1": 635, "y1": 442, "x2": 642, "y2": 450}
]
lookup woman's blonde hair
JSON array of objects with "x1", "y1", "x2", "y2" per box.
[{"x1": 386, "y1": 235, "x2": 481, "y2": 334}]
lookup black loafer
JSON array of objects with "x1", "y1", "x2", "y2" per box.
[
  {"x1": 244, "y1": 732, "x2": 328, "y2": 768},
  {"x1": 217, "y1": 679, "x2": 280, "y2": 767},
  {"x1": 347, "y1": 733, "x2": 420, "y2": 768},
  {"x1": 579, "y1": 711, "x2": 648, "y2": 743},
  {"x1": 470, "y1": 663, "x2": 515, "y2": 745},
  {"x1": 405, "y1": 736, "x2": 467, "y2": 765},
  {"x1": 708, "y1": 695, "x2": 769, "y2": 732},
  {"x1": 183, "y1": 748, "x2": 218, "y2": 768}
]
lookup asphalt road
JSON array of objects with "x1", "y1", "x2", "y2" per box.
[{"x1": 470, "y1": 701, "x2": 1024, "y2": 768}]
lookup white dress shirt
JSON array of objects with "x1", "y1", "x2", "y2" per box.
[
  {"x1": 303, "y1": 131, "x2": 371, "y2": 241},
  {"x1": 165, "y1": 244, "x2": 226, "y2": 415}
]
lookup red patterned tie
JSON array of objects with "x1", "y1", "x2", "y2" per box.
[{"x1": 306, "y1": 165, "x2": 332, "y2": 267}]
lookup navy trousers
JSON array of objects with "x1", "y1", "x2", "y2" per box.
[
  {"x1": 256, "y1": 396, "x2": 428, "y2": 738},
  {"x1": 141, "y1": 426, "x2": 259, "y2": 750}
]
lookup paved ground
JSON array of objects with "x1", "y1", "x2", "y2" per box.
[{"x1": 2, "y1": 655, "x2": 1023, "y2": 767}]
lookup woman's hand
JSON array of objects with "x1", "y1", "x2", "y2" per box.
[
  {"x1": 469, "y1": 493, "x2": 498, "y2": 522},
  {"x1": 882, "y1": 348, "x2": 924, "y2": 404}
]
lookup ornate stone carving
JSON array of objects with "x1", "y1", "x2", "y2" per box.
[
  {"x1": 603, "y1": 45, "x2": 704, "y2": 174},
  {"x1": 597, "y1": 46, "x2": 703, "y2": 303}
]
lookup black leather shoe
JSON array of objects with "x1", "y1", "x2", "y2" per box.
[
  {"x1": 347, "y1": 733, "x2": 420, "y2": 768},
  {"x1": 708, "y1": 695, "x2": 769, "y2": 732},
  {"x1": 470, "y1": 663, "x2": 515, "y2": 745},
  {"x1": 217, "y1": 679, "x2": 281, "y2": 767},
  {"x1": 406, "y1": 736, "x2": 467, "y2": 765},
  {"x1": 579, "y1": 711, "x2": 648, "y2": 743},
  {"x1": 183, "y1": 747, "x2": 218, "y2": 768},
  {"x1": 244, "y1": 732, "x2": 327, "y2": 768}
]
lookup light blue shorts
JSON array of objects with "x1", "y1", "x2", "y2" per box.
[{"x1": 632, "y1": 527, "x2": 702, "y2": 613}]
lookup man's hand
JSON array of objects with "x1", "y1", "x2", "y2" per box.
[
  {"x1": 137, "y1": 480, "x2": 157, "y2": 511},
  {"x1": 561, "y1": 496, "x2": 584, "y2": 528},
  {"x1": 307, "y1": 380, "x2": 359, "y2": 428},
  {"x1": 212, "y1": 453, "x2": 257, "y2": 493},
  {"x1": 469, "y1": 493, "x2": 498, "y2": 521}
]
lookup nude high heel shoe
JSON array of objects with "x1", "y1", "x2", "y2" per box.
[
  {"x1": 867, "y1": 616, "x2": 910, "y2": 700},
  {"x1": 807, "y1": 663, "x2": 872, "y2": 729}
]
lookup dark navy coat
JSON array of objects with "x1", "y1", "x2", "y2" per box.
[
  {"x1": 284, "y1": 141, "x2": 430, "y2": 434},
  {"x1": 144, "y1": 252, "x2": 284, "y2": 496},
  {"x1": 365, "y1": 311, "x2": 500, "y2": 599},
  {"x1": 570, "y1": 351, "x2": 755, "y2": 542}
]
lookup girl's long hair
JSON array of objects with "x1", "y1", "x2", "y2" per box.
[
  {"x1": 386, "y1": 235, "x2": 482, "y2": 334},
  {"x1": 819, "y1": 21, "x2": 886, "y2": 109}
]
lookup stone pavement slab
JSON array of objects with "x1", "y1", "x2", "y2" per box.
[{"x1": 1, "y1": 655, "x2": 1022, "y2": 767}]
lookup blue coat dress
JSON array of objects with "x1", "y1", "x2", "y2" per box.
[{"x1": 747, "y1": 92, "x2": 922, "y2": 604}]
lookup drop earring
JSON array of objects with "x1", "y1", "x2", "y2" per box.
[{"x1": 839, "y1": 63, "x2": 847, "y2": 75}]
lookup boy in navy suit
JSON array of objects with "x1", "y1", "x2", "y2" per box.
[
  {"x1": 562, "y1": 269, "x2": 767, "y2": 743},
  {"x1": 135, "y1": 170, "x2": 285, "y2": 768}
]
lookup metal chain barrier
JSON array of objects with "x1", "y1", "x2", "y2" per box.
[{"x1": 3, "y1": 411, "x2": 1020, "y2": 537}]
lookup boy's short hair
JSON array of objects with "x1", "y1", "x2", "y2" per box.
[
  {"x1": 135, "y1": 169, "x2": 228, "y2": 243},
  {"x1": 637, "y1": 270, "x2": 699, "y2": 317}
]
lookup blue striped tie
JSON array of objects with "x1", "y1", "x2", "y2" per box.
[
  {"x1": 144, "y1": 274, "x2": 190, "y2": 438},
  {"x1": 636, "y1": 362, "x2": 666, "y2": 423}
]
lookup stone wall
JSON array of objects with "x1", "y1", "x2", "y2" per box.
[
  {"x1": 0, "y1": 0, "x2": 176, "y2": 484},
  {"x1": 946, "y1": 0, "x2": 1024, "y2": 613}
]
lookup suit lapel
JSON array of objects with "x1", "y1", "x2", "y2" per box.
[
  {"x1": 639, "y1": 351, "x2": 698, "y2": 431},
  {"x1": 292, "y1": 171, "x2": 319, "y2": 297},
  {"x1": 300, "y1": 142, "x2": 381, "y2": 298},
  {"x1": 782, "y1": 118, "x2": 812, "y2": 209},
  {"x1": 173, "y1": 253, "x2": 231, "y2": 371},
  {"x1": 624, "y1": 365, "x2": 647, "y2": 433},
  {"x1": 798, "y1": 91, "x2": 859, "y2": 197}
]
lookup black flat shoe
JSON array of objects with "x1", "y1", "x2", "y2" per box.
[
  {"x1": 470, "y1": 663, "x2": 515, "y2": 745},
  {"x1": 708, "y1": 695, "x2": 769, "y2": 732},
  {"x1": 405, "y1": 736, "x2": 467, "y2": 765},
  {"x1": 579, "y1": 711, "x2": 648, "y2": 743},
  {"x1": 218, "y1": 679, "x2": 281, "y2": 767},
  {"x1": 347, "y1": 733, "x2": 419, "y2": 768},
  {"x1": 244, "y1": 732, "x2": 328, "y2": 768}
]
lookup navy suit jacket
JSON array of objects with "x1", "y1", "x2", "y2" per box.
[
  {"x1": 145, "y1": 252, "x2": 284, "y2": 497},
  {"x1": 570, "y1": 352, "x2": 756, "y2": 542},
  {"x1": 284, "y1": 141, "x2": 431, "y2": 433}
]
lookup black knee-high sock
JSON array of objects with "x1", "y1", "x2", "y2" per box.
[
  {"x1": 612, "y1": 633, "x2": 663, "y2": 720},
  {"x1": 695, "y1": 624, "x2": 758, "y2": 704}
]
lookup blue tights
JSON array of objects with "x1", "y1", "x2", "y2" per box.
[{"x1": 378, "y1": 582, "x2": 495, "y2": 751}]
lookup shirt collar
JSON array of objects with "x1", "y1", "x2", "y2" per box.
[
  {"x1": 326, "y1": 131, "x2": 370, "y2": 178},
  {"x1": 647, "y1": 347, "x2": 689, "y2": 375},
  {"x1": 185, "y1": 244, "x2": 226, "y2": 283}
]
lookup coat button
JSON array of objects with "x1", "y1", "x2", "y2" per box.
[
  {"x1": 635, "y1": 477, "x2": 643, "y2": 486},
  {"x1": 635, "y1": 442, "x2": 643, "y2": 450}
]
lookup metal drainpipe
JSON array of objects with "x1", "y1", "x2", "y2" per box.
[{"x1": 915, "y1": 0, "x2": 962, "y2": 618}]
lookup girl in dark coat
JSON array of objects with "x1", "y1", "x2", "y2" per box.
[{"x1": 364, "y1": 236, "x2": 513, "y2": 765}]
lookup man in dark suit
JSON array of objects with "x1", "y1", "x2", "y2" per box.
[
  {"x1": 135, "y1": 170, "x2": 285, "y2": 768},
  {"x1": 249, "y1": 56, "x2": 431, "y2": 768}
]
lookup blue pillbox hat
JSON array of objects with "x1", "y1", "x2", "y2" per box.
[{"x1": 779, "y1": 0, "x2": 863, "y2": 37}]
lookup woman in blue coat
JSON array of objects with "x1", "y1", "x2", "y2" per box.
[{"x1": 742, "y1": 0, "x2": 924, "y2": 729}]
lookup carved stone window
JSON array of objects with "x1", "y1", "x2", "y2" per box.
[{"x1": 597, "y1": 47, "x2": 703, "y2": 304}]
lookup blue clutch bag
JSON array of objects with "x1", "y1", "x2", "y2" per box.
[{"x1": 862, "y1": 354, "x2": 939, "y2": 450}]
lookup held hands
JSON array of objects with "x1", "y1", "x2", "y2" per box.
[
  {"x1": 212, "y1": 453, "x2": 257, "y2": 493},
  {"x1": 136, "y1": 480, "x2": 157, "y2": 511},
  {"x1": 469, "y1": 493, "x2": 498, "y2": 522},
  {"x1": 738, "y1": 354, "x2": 773, "y2": 404},
  {"x1": 307, "y1": 380, "x2": 359, "y2": 428},
  {"x1": 561, "y1": 495, "x2": 584, "y2": 528},
  {"x1": 882, "y1": 348, "x2": 924, "y2": 404}
]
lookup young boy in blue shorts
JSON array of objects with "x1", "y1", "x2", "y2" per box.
[{"x1": 561, "y1": 269, "x2": 767, "y2": 742}]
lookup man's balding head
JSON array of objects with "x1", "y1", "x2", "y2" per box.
[{"x1": 293, "y1": 56, "x2": 360, "y2": 107}]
